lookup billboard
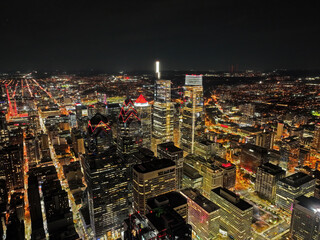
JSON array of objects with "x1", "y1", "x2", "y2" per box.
[{"x1": 185, "y1": 74, "x2": 202, "y2": 86}]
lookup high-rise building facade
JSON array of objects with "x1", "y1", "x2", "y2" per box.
[
  {"x1": 276, "y1": 122, "x2": 284, "y2": 139},
  {"x1": 185, "y1": 154, "x2": 223, "y2": 197},
  {"x1": 290, "y1": 195, "x2": 320, "y2": 240},
  {"x1": 182, "y1": 164, "x2": 203, "y2": 190},
  {"x1": 210, "y1": 187, "x2": 253, "y2": 240},
  {"x1": 87, "y1": 113, "x2": 113, "y2": 153},
  {"x1": 255, "y1": 163, "x2": 285, "y2": 202},
  {"x1": 146, "y1": 191, "x2": 188, "y2": 221},
  {"x1": 134, "y1": 94, "x2": 152, "y2": 149},
  {"x1": 117, "y1": 98, "x2": 142, "y2": 155},
  {"x1": 182, "y1": 188, "x2": 220, "y2": 240},
  {"x1": 313, "y1": 123, "x2": 320, "y2": 151},
  {"x1": 180, "y1": 75, "x2": 204, "y2": 154},
  {"x1": 240, "y1": 143, "x2": 269, "y2": 173},
  {"x1": 157, "y1": 142, "x2": 184, "y2": 190},
  {"x1": 82, "y1": 146, "x2": 129, "y2": 239},
  {"x1": 255, "y1": 130, "x2": 274, "y2": 149},
  {"x1": 0, "y1": 144, "x2": 24, "y2": 191},
  {"x1": 132, "y1": 158, "x2": 176, "y2": 214},
  {"x1": 276, "y1": 172, "x2": 316, "y2": 212},
  {"x1": 152, "y1": 80, "x2": 174, "y2": 152}
]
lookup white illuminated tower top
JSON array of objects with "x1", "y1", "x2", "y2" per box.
[{"x1": 155, "y1": 60, "x2": 160, "y2": 79}]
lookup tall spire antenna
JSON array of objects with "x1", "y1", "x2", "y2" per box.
[{"x1": 155, "y1": 60, "x2": 160, "y2": 79}]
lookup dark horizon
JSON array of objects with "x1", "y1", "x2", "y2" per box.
[{"x1": 1, "y1": 0, "x2": 320, "y2": 72}]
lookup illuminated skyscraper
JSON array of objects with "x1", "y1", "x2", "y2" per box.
[
  {"x1": 0, "y1": 145, "x2": 24, "y2": 191},
  {"x1": 152, "y1": 80, "x2": 174, "y2": 153},
  {"x1": 82, "y1": 146, "x2": 129, "y2": 239},
  {"x1": 117, "y1": 98, "x2": 142, "y2": 155},
  {"x1": 276, "y1": 172, "x2": 316, "y2": 212},
  {"x1": 313, "y1": 123, "x2": 320, "y2": 151},
  {"x1": 276, "y1": 122, "x2": 284, "y2": 139},
  {"x1": 185, "y1": 154, "x2": 223, "y2": 198},
  {"x1": 210, "y1": 187, "x2": 253, "y2": 240},
  {"x1": 290, "y1": 196, "x2": 320, "y2": 240},
  {"x1": 182, "y1": 188, "x2": 220, "y2": 240},
  {"x1": 255, "y1": 130, "x2": 274, "y2": 149},
  {"x1": 133, "y1": 158, "x2": 176, "y2": 214},
  {"x1": 87, "y1": 113, "x2": 112, "y2": 153},
  {"x1": 255, "y1": 163, "x2": 285, "y2": 202},
  {"x1": 180, "y1": 75, "x2": 204, "y2": 153},
  {"x1": 157, "y1": 142, "x2": 184, "y2": 190},
  {"x1": 135, "y1": 94, "x2": 152, "y2": 149}
]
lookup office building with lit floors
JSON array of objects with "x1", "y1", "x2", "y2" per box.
[
  {"x1": 255, "y1": 130, "x2": 274, "y2": 149},
  {"x1": 133, "y1": 158, "x2": 176, "y2": 215},
  {"x1": 157, "y1": 142, "x2": 184, "y2": 190},
  {"x1": 276, "y1": 122, "x2": 284, "y2": 139},
  {"x1": 313, "y1": 123, "x2": 320, "y2": 151},
  {"x1": 117, "y1": 98, "x2": 142, "y2": 156},
  {"x1": 182, "y1": 188, "x2": 220, "y2": 240},
  {"x1": 152, "y1": 80, "x2": 174, "y2": 153},
  {"x1": 180, "y1": 75, "x2": 204, "y2": 154},
  {"x1": 184, "y1": 154, "x2": 223, "y2": 197},
  {"x1": 210, "y1": 187, "x2": 253, "y2": 240},
  {"x1": 82, "y1": 145, "x2": 130, "y2": 239},
  {"x1": 87, "y1": 112, "x2": 113, "y2": 153},
  {"x1": 275, "y1": 172, "x2": 316, "y2": 213},
  {"x1": 135, "y1": 94, "x2": 152, "y2": 149},
  {"x1": 0, "y1": 144, "x2": 24, "y2": 191},
  {"x1": 290, "y1": 195, "x2": 320, "y2": 240},
  {"x1": 255, "y1": 163, "x2": 285, "y2": 202}
]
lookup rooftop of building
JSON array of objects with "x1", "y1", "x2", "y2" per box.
[
  {"x1": 211, "y1": 187, "x2": 252, "y2": 211},
  {"x1": 295, "y1": 195, "x2": 320, "y2": 213},
  {"x1": 145, "y1": 208, "x2": 190, "y2": 236},
  {"x1": 242, "y1": 143, "x2": 268, "y2": 154},
  {"x1": 279, "y1": 172, "x2": 315, "y2": 188},
  {"x1": 183, "y1": 164, "x2": 202, "y2": 179},
  {"x1": 157, "y1": 142, "x2": 182, "y2": 153},
  {"x1": 259, "y1": 162, "x2": 285, "y2": 175},
  {"x1": 182, "y1": 188, "x2": 219, "y2": 213},
  {"x1": 147, "y1": 191, "x2": 187, "y2": 210},
  {"x1": 198, "y1": 139, "x2": 215, "y2": 146},
  {"x1": 133, "y1": 158, "x2": 175, "y2": 173},
  {"x1": 89, "y1": 112, "x2": 109, "y2": 125},
  {"x1": 86, "y1": 145, "x2": 122, "y2": 170},
  {"x1": 135, "y1": 94, "x2": 148, "y2": 104},
  {"x1": 131, "y1": 147, "x2": 155, "y2": 163},
  {"x1": 239, "y1": 127, "x2": 263, "y2": 133}
]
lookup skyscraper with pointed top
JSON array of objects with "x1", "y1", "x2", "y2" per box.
[
  {"x1": 135, "y1": 94, "x2": 152, "y2": 149},
  {"x1": 117, "y1": 98, "x2": 142, "y2": 155}
]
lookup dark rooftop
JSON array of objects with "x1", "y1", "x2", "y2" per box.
[
  {"x1": 182, "y1": 188, "x2": 219, "y2": 213},
  {"x1": 183, "y1": 164, "x2": 202, "y2": 180},
  {"x1": 147, "y1": 191, "x2": 187, "y2": 210},
  {"x1": 259, "y1": 162, "x2": 285, "y2": 175},
  {"x1": 211, "y1": 187, "x2": 252, "y2": 211},
  {"x1": 157, "y1": 142, "x2": 182, "y2": 153},
  {"x1": 133, "y1": 158, "x2": 175, "y2": 173},
  {"x1": 295, "y1": 195, "x2": 320, "y2": 212},
  {"x1": 279, "y1": 172, "x2": 315, "y2": 188}
]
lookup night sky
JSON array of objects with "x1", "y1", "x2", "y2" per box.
[{"x1": 1, "y1": 0, "x2": 320, "y2": 72}]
